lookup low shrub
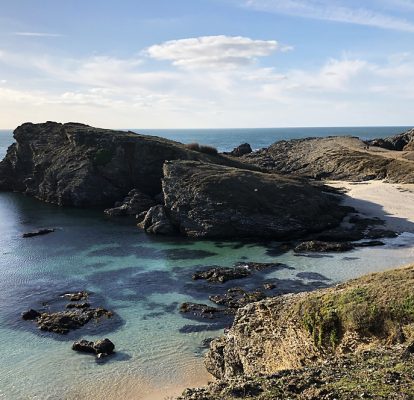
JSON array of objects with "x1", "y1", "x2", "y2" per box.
[{"x1": 185, "y1": 142, "x2": 218, "y2": 155}]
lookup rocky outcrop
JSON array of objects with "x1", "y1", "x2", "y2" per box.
[
  {"x1": 368, "y1": 128, "x2": 414, "y2": 151},
  {"x1": 228, "y1": 143, "x2": 252, "y2": 157},
  {"x1": 204, "y1": 265, "x2": 414, "y2": 380},
  {"x1": 139, "y1": 160, "x2": 350, "y2": 239},
  {"x1": 179, "y1": 344, "x2": 414, "y2": 399},
  {"x1": 104, "y1": 189, "x2": 156, "y2": 216},
  {"x1": 0, "y1": 122, "x2": 255, "y2": 207},
  {"x1": 244, "y1": 135, "x2": 414, "y2": 183}
]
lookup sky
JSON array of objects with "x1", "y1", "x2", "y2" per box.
[{"x1": 0, "y1": 0, "x2": 414, "y2": 129}]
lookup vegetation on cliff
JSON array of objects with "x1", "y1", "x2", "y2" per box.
[{"x1": 180, "y1": 265, "x2": 414, "y2": 399}]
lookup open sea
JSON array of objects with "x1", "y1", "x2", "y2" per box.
[{"x1": 0, "y1": 126, "x2": 413, "y2": 399}]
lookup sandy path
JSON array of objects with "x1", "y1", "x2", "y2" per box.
[{"x1": 327, "y1": 181, "x2": 414, "y2": 233}]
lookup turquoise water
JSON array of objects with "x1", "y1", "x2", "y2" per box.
[{"x1": 0, "y1": 127, "x2": 414, "y2": 399}]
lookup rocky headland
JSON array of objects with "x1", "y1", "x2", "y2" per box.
[
  {"x1": 0, "y1": 121, "x2": 254, "y2": 207},
  {"x1": 180, "y1": 265, "x2": 414, "y2": 399},
  {"x1": 243, "y1": 135, "x2": 414, "y2": 183}
]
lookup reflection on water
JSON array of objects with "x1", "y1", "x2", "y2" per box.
[{"x1": 0, "y1": 189, "x2": 414, "y2": 399}]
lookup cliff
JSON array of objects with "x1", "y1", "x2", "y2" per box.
[
  {"x1": 0, "y1": 122, "x2": 254, "y2": 207},
  {"x1": 180, "y1": 265, "x2": 414, "y2": 399},
  {"x1": 139, "y1": 160, "x2": 350, "y2": 239}
]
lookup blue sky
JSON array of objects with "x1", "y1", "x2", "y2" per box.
[{"x1": 0, "y1": 0, "x2": 414, "y2": 128}]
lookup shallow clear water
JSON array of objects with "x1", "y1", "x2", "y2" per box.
[{"x1": 0, "y1": 127, "x2": 413, "y2": 399}]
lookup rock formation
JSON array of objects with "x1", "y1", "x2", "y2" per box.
[
  {"x1": 0, "y1": 122, "x2": 253, "y2": 207},
  {"x1": 204, "y1": 265, "x2": 414, "y2": 379},
  {"x1": 179, "y1": 265, "x2": 414, "y2": 399},
  {"x1": 139, "y1": 160, "x2": 350, "y2": 239},
  {"x1": 244, "y1": 134, "x2": 414, "y2": 183},
  {"x1": 368, "y1": 128, "x2": 414, "y2": 151}
]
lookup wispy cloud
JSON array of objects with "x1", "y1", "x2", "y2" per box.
[
  {"x1": 243, "y1": 0, "x2": 414, "y2": 32},
  {"x1": 146, "y1": 35, "x2": 279, "y2": 68},
  {"x1": 12, "y1": 32, "x2": 62, "y2": 37}
]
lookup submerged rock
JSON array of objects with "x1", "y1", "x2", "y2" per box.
[
  {"x1": 72, "y1": 338, "x2": 115, "y2": 357},
  {"x1": 179, "y1": 302, "x2": 232, "y2": 320},
  {"x1": 140, "y1": 160, "x2": 349, "y2": 239},
  {"x1": 63, "y1": 291, "x2": 89, "y2": 301},
  {"x1": 294, "y1": 240, "x2": 355, "y2": 253},
  {"x1": 22, "y1": 228, "x2": 55, "y2": 238},
  {"x1": 192, "y1": 267, "x2": 251, "y2": 283}
]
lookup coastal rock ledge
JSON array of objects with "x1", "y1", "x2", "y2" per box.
[
  {"x1": 139, "y1": 160, "x2": 350, "y2": 239},
  {"x1": 180, "y1": 265, "x2": 414, "y2": 399}
]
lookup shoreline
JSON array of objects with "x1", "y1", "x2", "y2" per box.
[{"x1": 327, "y1": 180, "x2": 414, "y2": 233}]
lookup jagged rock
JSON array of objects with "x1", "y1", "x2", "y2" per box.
[
  {"x1": 0, "y1": 122, "x2": 254, "y2": 207},
  {"x1": 179, "y1": 302, "x2": 232, "y2": 320},
  {"x1": 21, "y1": 309, "x2": 41, "y2": 320},
  {"x1": 294, "y1": 240, "x2": 355, "y2": 253},
  {"x1": 138, "y1": 205, "x2": 176, "y2": 235},
  {"x1": 244, "y1": 135, "x2": 414, "y2": 183},
  {"x1": 104, "y1": 189, "x2": 156, "y2": 216},
  {"x1": 230, "y1": 143, "x2": 252, "y2": 157},
  {"x1": 209, "y1": 288, "x2": 266, "y2": 309},
  {"x1": 204, "y1": 265, "x2": 414, "y2": 381},
  {"x1": 22, "y1": 228, "x2": 55, "y2": 238},
  {"x1": 147, "y1": 160, "x2": 349, "y2": 239},
  {"x1": 36, "y1": 307, "x2": 113, "y2": 334},
  {"x1": 72, "y1": 338, "x2": 115, "y2": 357},
  {"x1": 192, "y1": 267, "x2": 251, "y2": 283},
  {"x1": 368, "y1": 129, "x2": 414, "y2": 151},
  {"x1": 66, "y1": 302, "x2": 90, "y2": 309}
]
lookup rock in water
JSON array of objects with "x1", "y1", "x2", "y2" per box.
[
  {"x1": 22, "y1": 228, "x2": 55, "y2": 238},
  {"x1": 72, "y1": 338, "x2": 115, "y2": 357},
  {"x1": 21, "y1": 309, "x2": 41, "y2": 320},
  {"x1": 0, "y1": 122, "x2": 254, "y2": 207},
  {"x1": 140, "y1": 160, "x2": 349, "y2": 239}
]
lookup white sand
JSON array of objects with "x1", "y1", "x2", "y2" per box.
[{"x1": 327, "y1": 181, "x2": 414, "y2": 233}]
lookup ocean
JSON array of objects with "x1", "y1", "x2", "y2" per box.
[{"x1": 0, "y1": 126, "x2": 413, "y2": 399}]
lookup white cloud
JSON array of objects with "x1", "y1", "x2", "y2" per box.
[
  {"x1": 13, "y1": 32, "x2": 62, "y2": 37},
  {"x1": 243, "y1": 0, "x2": 414, "y2": 32},
  {"x1": 146, "y1": 35, "x2": 279, "y2": 68},
  {"x1": 0, "y1": 38, "x2": 413, "y2": 128}
]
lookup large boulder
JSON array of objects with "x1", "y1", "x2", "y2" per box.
[
  {"x1": 139, "y1": 160, "x2": 349, "y2": 239},
  {"x1": 0, "y1": 122, "x2": 255, "y2": 207}
]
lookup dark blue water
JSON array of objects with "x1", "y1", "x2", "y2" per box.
[{"x1": 0, "y1": 126, "x2": 413, "y2": 399}]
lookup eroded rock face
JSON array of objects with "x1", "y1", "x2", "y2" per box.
[
  {"x1": 368, "y1": 129, "x2": 414, "y2": 151},
  {"x1": 204, "y1": 265, "x2": 414, "y2": 380},
  {"x1": 142, "y1": 160, "x2": 349, "y2": 239},
  {"x1": 0, "y1": 122, "x2": 254, "y2": 207},
  {"x1": 104, "y1": 189, "x2": 156, "y2": 216},
  {"x1": 229, "y1": 143, "x2": 252, "y2": 157},
  {"x1": 244, "y1": 135, "x2": 414, "y2": 183}
]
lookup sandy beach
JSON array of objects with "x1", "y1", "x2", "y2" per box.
[{"x1": 327, "y1": 181, "x2": 414, "y2": 233}]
